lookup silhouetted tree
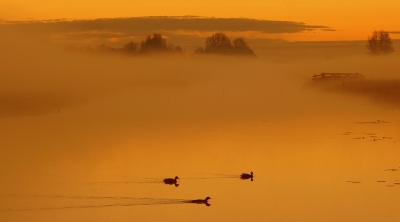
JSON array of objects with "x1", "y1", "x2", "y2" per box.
[
  {"x1": 139, "y1": 33, "x2": 167, "y2": 53},
  {"x1": 204, "y1": 32, "x2": 233, "y2": 54},
  {"x1": 167, "y1": 43, "x2": 184, "y2": 53},
  {"x1": 232, "y1": 38, "x2": 257, "y2": 57},
  {"x1": 367, "y1": 30, "x2": 394, "y2": 55},
  {"x1": 122, "y1": 41, "x2": 139, "y2": 54},
  {"x1": 139, "y1": 33, "x2": 183, "y2": 54},
  {"x1": 195, "y1": 32, "x2": 256, "y2": 57},
  {"x1": 66, "y1": 34, "x2": 183, "y2": 57}
]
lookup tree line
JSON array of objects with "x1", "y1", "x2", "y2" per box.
[
  {"x1": 66, "y1": 33, "x2": 183, "y2": 55},
  {"x1": 66, "y1": 32, "x2": 257, "y2": 57},
  {"x1": 67, "y1": 30, "x2": 395, "y2": 57},
  {"x1": 194, "y1": 32, "x2": 256, "y2": 57}
]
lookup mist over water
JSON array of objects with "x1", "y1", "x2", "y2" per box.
[{"x1": 1, "y1": 31, "x2": 400, "y2": 222}]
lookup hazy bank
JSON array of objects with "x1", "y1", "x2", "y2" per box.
[{"x1": 1, "y1": 23, "x2": 400, "y2": 120}]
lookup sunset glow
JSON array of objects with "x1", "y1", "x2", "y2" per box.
[
  {"x1": 1, "y1": 1, "x2": 400, "y2": 222},
  {"x1": 1, "y1": 0, "x2": 399, "y2": 41}
]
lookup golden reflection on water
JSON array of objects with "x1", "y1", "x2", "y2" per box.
[
  {"x1": 1, "y1": 55, "x2": 400, "y2": 221},
  {"x1": 1, "y1": 110, "x2": 400, "y2": 221}
]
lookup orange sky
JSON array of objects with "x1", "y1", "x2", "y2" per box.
[{"x1": 1, "y1": 0, "x2": 399, "y2": 41}]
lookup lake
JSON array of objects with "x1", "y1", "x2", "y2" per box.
[{"x1": 1, "y1": 56, "x2": 400, "y2": 221}]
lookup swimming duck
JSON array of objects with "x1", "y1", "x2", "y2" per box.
[
  {"x1": 240, "y1": 171, "x2": 253, "y2": 180},
  {"x1": 163, "y1": 176, "x2": 179, "y2": 185},
  {"x1": 189, "y1": 196, "x2": 211, "y2": 204}
]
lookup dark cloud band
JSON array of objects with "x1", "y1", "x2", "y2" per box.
[{"x1": 2, "y1": 16, "x2": 333, "y2": 34}]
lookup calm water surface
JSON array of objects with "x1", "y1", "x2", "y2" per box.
[{"x1": 1, "y1": 63, "x2": 400, "y2": 222}]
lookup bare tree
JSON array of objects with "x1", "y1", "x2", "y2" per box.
[
  {"x1": 167, "y1": 43, "x2": 183, "y2": 53},
  {"x1": 138, "y1": 33, "x2": 183, "y2": 54},
  {"x1": 195, "y1": 32, "x2": 256, "y2": 57},
  {"x1": 139, "y1": 33, "x2": 168, "y2": 53},
  {"x1": 123, "y1": 41, "x2": 139, "y2": 54},
  {"x1": 367, "y1": 30, "x2": 394, "y2": 55},
  {"x1": 204, "y1": 32, "x2": 233, "y2": 54},
  {"x1": 232, "y1": 38, "x2": 257, "y2": 57}
]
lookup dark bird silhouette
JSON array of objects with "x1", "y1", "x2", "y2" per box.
[
  {"x1": 188, "y1": 196, "x2": 211, "y2": 206},
  {"x1": 163, "y1": 176, "x2": 179, "y2": 186},
  {"x1": 240, "y1": 171, "x2": 254, "y2": 181}
]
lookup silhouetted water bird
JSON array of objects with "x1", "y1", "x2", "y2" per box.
[
  {"x1": 188, "y1": 196, "x2": 211, "y2": 206},
  {"x1": 352, "y1": 137, "x2": 364, "y2": 139},
  {"x1": 240, "y1": 172, "x2": 253, "y2": 181},
  {"x1": 164, "y1": 176, "x2": 179, "y2": 186}
]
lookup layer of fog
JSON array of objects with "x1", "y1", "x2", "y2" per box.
[
  {"x1": 1, "y1": 31, "x2": 400, "y2": 120},
  {"x1": 1, "y1": 30, "x2": 400, "y2": 195}
]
